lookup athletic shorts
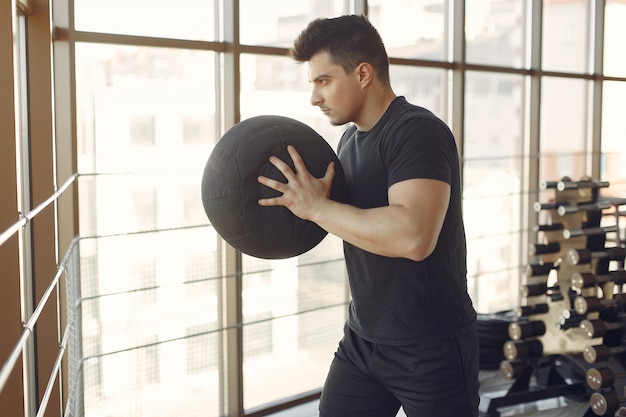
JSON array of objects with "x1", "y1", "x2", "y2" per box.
[{"x1": 319, "y1": 323, "x2": 480, "y2": 417}]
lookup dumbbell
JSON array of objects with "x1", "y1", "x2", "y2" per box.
[
  {"x1": 503, "y1": 339, "x2": 543, "y2": 360},
  {"x1": 539, "y1": 180, "x2": 561, "y2": 190},
  {"x1": 563, "y1": 308, "x2": 584, "y2": 320},
  {"x1": 525, "y1": 262, "x2": 558, "y2": 277},
  {"x1": 508, "y1": 320, "x2": 546, "y2": 340},
  {"x1": 586, "y1": 367, "x2": 626, "y2": 390},
  {"x1": 521, "y1": 282, "x2": 548, "y2": 297},
  {"x1": 563, "y1": 225, "x2": 618, "y2": 240},
  {"x1": 534, "y1": 223, "x2": 564, "y2": 233},
  {"x1": 583, "y1": 344, "x2": 626, "y2": 364},
  {"x1": 533, "y1": 201, "x2": 567, "y2": 212},
  {"x1": 555, "y1": 179, "x2": 609, "y2": 191},
  {"x1": 557, "y1": 200, "x2": 612, "y2": 216},
  {"x1": 574, "y1": 294, "x2": 626, "y2": 315},
  {"x1": 589, "y1": 390, "x2": 625, "y2": 416},
  {"x1": 580, "y1": 319, "x2": 624, "y2": 339},
  {"x1": 567, "y1": 247, "x2": 626, "y2": 266},
  {"x1": 514, "y1": 303, "x2": 549, "y2": 317},
  {"x1": 499, "y1": 359, "x2": 527, "y2": 379},
  {"x1": 556, "y1": 311, "x2": 586, "y2": 330},
  {"x1": 529, "y1": 242, "x2": 561, "y2": 256},
  {"x1": 572, "y1": 271, "x2": 626, "y2": 291}
]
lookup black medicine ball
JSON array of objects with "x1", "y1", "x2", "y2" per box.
[{"x1": 201, "y1": 115, "x2": 347, "y2": 259}]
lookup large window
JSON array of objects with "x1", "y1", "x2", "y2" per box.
[
  {"x1": 3, "y1": 1, "x2": 626, "y2": 417},
  {"x1": 69, "y1": 0, "x2": 626, "y2": 415}
]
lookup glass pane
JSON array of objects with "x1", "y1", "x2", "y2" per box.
[
  {"x1": 539, "y1": 77, "x2": 588, "y2": 181},
  {"x1": 239, "y1": 0, "x2": 349, "y2": 47},
  {"x1": 75, "y1": 43, "x2": 217, "y2": 235},
  {"x1": 464, "y1": 175, "x2": 523, "y2": 314},
  {"x1": 464, "y1": 72, "x2": 525, "y2": 159},
  {"x1": 390, "y1": 66, "x2": 447, "y2": 123},
  {"x1": 601, "y1": 81, "x2": 626, "y2": 198},
  {"x1": 466, "y1": 0, "x2": 527, "y2": 68},
  {"x1": 78, "y1": 231, "x2": 220, "y2": 417},
  {"x1": 463, "y1": 71, "x2": 525, "y2": 313},
  {"x1": 75, "y1": 43, "x2": 221, "y2": 416},
  {"x1": 368, "y1": 0, "x2": 446, "y2": 61},
  {"x1": 471, "y1": 263, "x2": 521, "y2": 314},
  {"x1": 74, "y1": 0, "x2": 217, "y2": 41},
  {"x1": 604, "y1": 0, "x2": 626, "y2": 77},
  {"x1": 242, "y1": 239, "x2": 347, "y2": 411},
  {"x1": 542, "y1": 0, "x2": 590, "y2": 73}
]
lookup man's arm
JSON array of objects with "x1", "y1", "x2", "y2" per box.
[{"x1": 258, "y1": 145, "x2": 450, "y2": 261}]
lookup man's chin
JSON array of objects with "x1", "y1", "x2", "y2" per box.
[{"x1": 327, "y1": 116, "x2": 347, "y2": 126}]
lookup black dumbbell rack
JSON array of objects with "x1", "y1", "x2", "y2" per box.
[{"x1": 480, "y1": 176, "x2": 626, "y2": 417}]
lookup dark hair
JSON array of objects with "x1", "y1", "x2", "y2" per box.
[{"x1": 289, "y1": 15, "x2": 390, "y2": 84}]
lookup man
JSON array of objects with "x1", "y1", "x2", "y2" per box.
[{"x1": 258, "y1": 14, "x2": 479, "y2": 417}]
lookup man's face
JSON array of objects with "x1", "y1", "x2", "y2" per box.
[{"x1": 307, "y1": 51, "x2": 363, "y2": 126}]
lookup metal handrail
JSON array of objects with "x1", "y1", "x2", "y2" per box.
[
  {"x1": 0, "y1": 173, "x2": 78, "y2": 247},
  {"x1": 36, "y1": 324, "x2": 70, "y2": 417},
  {"x1": 0, "y1": 236, "x2": 79, "y2": 393}
]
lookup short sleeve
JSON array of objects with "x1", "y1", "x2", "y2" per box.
[{"x1": 382, "y1": 117, "x2": 457, "y2": 188}]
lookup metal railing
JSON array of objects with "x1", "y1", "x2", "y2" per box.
[{"x1": 0, "y1": 173, "x2": 78, "y2": 417}]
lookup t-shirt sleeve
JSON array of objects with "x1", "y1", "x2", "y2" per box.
[{"x1": 383, "y1": 117, "x2": 457, "y2": 188}]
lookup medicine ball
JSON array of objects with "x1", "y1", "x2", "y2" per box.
[{"x1": 201, "y1": 115, "x2": 347, "y2": 259}]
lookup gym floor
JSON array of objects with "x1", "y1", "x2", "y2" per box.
[{"x1": 267, "y1": 370, "x2": 592, "y2": 417}]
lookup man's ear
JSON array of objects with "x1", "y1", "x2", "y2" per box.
[{"x1": 356, "y1": 62, "x2": 374, "y2": 86}]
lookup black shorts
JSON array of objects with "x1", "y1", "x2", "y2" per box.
[{"x1": 319, "y1": 323, "x2": 480, "y2": 417}]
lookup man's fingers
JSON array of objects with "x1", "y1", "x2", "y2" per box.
[
  {"x1": 323, "y1": 161, "x2": 335, "y2": 182},
  {"x1": 257, "y1": 176, "x2": 284, "y2": 207},
  {"x1": 258, "y1": 175, "x2": 286, "y2": 193},
  {"x1": 258, "y1": 196, "x2": 281, "y2": 206},
  {"x1": 269, "y1": 154, "x2": 296, "y2": 180},
  {"x1": 286, "y1": 145, "x2": 309, "y2": 175}
]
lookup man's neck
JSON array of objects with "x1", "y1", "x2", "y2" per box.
[{"x1": 355, "y1": 89, "x2": 397, "y2": 132}]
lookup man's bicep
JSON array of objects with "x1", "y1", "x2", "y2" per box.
[{"x1": 389, "y1": 178, "x2": 450, "y2": 231}]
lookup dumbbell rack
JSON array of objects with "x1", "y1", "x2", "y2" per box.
[{"x1": 480, "y1": 176, "x2": 626, "y2": 417}]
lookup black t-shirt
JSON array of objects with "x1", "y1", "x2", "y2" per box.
[{"x1": 337, "y1": 96, "x2": 476, "y2": 345}]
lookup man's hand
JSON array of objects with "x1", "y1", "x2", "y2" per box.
[{"x1": 257, "y1": 145, "x2": 335, "y2": 222}]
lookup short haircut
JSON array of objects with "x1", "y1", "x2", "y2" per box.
[{"x1": 289, "y1": 15, "x2": 390, "y2": 84}]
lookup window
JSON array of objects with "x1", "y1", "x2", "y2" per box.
[
  {"x1": 466, "y1": 0, "x2": 527, "y2": 68},
  {"x1": 4, "y1": 1, "x2": 626, "y2": 417},
  {"x1": 542, "y1": 0, "x2": 591, "y2": 73}
]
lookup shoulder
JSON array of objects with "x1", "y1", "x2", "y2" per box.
[
  {"x1": 382, "y1": 99, "x2": 454, "y2": 150},
  {"x1": 383, "y1": 98, "x2": 450, "y2": 136}
]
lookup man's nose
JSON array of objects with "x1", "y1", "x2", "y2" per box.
[{"x1": 310, "y1": 90, "x2": 321, "y2": 106}]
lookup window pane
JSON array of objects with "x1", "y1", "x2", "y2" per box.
[
  {"x1": 390, "y1": 66, "x2": 447, "y2": 123},
  {"x1": 74, "y1": 42, "x2": 222, "y2": 416},
  {"x1": 78, "y1": 231, "x2": 220, "y2": 417},
  {"x1": 601, "y1": 81, "x2": 626, "y2": 197},
  {"x1": 542, "y1": 0, "x2": 590, "y2": 73},
  {"x1": 539, "y1": 77, "x2": 588, "y2": 181},
  {"x1": 464, "y1": 72, "x2": 525, "y2": 159},
  {"x1": 463, "y1": 71, "x2": 525, "y2": 313},
  {"x1": 604, "y1": 0, "x2": 626, "y2": 77},
  {"x1": 368, "y1": 0, "x2": 446, "y2": 61},
  {"x1": 75, "y1": 44, "x2": 217, "y2": 235},
  {"x1": 74, "y1": 0, "x2": 217, "y2": 41},
  {"x1": 239, "y1": 0, "x2": 349, "y2": 47},
  {"x1": 466, "y1": 0, "x2": 527, "y2": 68},
  {"x1": 242, "y1": 240, "x2": 347, "y2": 411}
]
